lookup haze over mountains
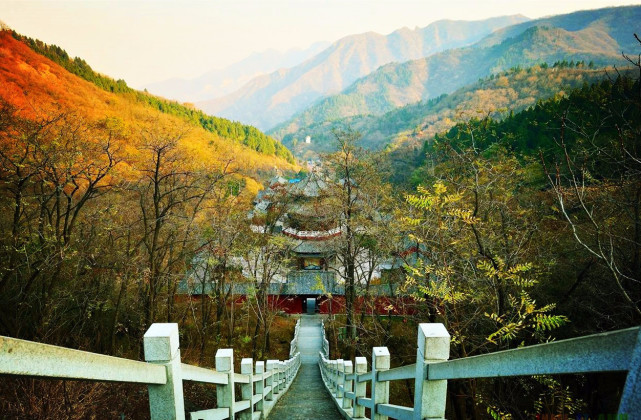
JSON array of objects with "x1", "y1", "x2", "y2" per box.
[
  {"x1": 195, "y1": 15, "x2": 529, "y2": 130},
  {"x1": 142, "y1": 41, "x2": 330, "y2": 103}
]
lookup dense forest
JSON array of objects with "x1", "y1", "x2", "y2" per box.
[
  {"x1": 262, "y1": 57, "x2": 641, "y2": 417},
  {"x1": 381, "y1": 59, "x2": 641, "y2": 418},
  {"x1": 311, "y1": 37, "x2": 641, "y2": 418},
  {"x1": 0, "y1": 29, "x2": 301, "y2": 418}
]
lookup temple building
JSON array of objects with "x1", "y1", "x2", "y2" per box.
[
  {"x1": 180, "y1": 169, "x2": 411, "y2": 314},
  {"x1": 248, "y1": 169, "x2": 341, "y2": 312}
]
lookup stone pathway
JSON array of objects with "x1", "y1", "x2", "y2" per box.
[{"x1": 267, "y1": 315, "x2": 342, "y2": 419}]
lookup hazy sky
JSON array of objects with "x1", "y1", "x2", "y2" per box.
[{"x1": 1, "y1": 0, "x2": 639, "y2": 88}]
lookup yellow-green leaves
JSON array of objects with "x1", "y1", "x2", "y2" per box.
[
  {"x1": 485, "y1": 291, "x2": 568, "y2": 344},
  {"x1": 477, "y1": 259, "x2": 537, "y2": 288},
  {"x1": 405, "y1": 182, "x2": 463, "y2": 212}
]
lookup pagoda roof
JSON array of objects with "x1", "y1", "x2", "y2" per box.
[
  {"x1": 289, "y1": 170, "x2": 328, "y2": 198},
  {"x1": 283, "y1": 227, "x2": 341, "y2": 241},
  {"x1": 291, "y1": 238, "x2": 338, "y2": 255}
]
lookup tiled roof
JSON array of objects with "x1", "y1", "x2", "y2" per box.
[
  {"x1": 291, "y1": 238, "x2": 339, "y2": 255},
  {"x1": 290, "y1": 170, "x2": 328, "y2": 198},
  {"x1": 177, "y1": 272, "x2": 341, "y2": 296}
]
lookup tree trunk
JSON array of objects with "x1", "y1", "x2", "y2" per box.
[{"x1": 109, "y1": 276, "x2": 127, "y2": 354}]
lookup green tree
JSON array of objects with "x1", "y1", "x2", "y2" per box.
[
  {"x1": 403, "y1": 141, "x2": 569, "y2": 417},
  {"x1": 323, "y1": 128, "x2": 393, "y2": 358}
]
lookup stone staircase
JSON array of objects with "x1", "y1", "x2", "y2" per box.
[{"x1": 267, "y1": 315, "x2": 341, "y2": 419}]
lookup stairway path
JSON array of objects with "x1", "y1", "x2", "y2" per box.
[{"x1": 267, "y1": 315, "x2": 341, "y2": 419}]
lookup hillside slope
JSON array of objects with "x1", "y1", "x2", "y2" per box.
[
  {"x1": 476, "y1": 5, "x2": 639, "y2": 49},
  {"x1": 271, "y1": 5, "x2": 640, "y2": 146},
  {"x1": 0, "y1": 31, "x2": 297, "y2": 189},
  {"x1": 197, "y1": 15, "x2": 528, "y2": 130},
  {"x1": 10, "y1": 31, "x2": 294, "y2": 164}
]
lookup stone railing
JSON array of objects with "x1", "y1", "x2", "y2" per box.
[
  {"x1": 319, "y1": 322, "x2": 641, "y2": 419},
  {"x1": 321, "y1": 319, "x2": 330, "y2": 358},
  {"x1": 0, "y1": 319, "x2": 302, "y2": 420}
]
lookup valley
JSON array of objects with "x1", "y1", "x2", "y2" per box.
[{"x1": 0, "y1": 3, "x2": 640, "y2": 418}]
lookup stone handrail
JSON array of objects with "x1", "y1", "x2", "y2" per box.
[
  {"x1": 320, "y1": 319, "x2": 330, "y2": 358},
  {"x1": 319, "y1": 323, "x2": 641, "y2": 419},
  {"x1": 0, "y1": 321, "x2": 302, "y2": 420},
  {"x1": 290, "y1": 318, "x2": 300, "y2": 358}
]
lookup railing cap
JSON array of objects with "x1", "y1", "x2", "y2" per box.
[
  {"x1": 241, "y1": 358, "x2": 253, "y2": 374},
  {"x1": 418, "y1": 323, "x2": 450, "y2": 360},
  {"x1": 373, "y1": 347, "x2": 390, "y2": 369},
  {"x1": 143, "y1": 323, "x2": 180, "y2": 362},
  {"x1": 255, "y1": 360, "x2": 265, "y2": 373},
  {"x1": 355, "y1": 356, "x2": 367, "y2": 373},
  {"x1": 215, "y1": 349, "x2": 233, "y2": 372},
  {"x1": 266, "y1": 359, "x2": 278, "y2": 369}
]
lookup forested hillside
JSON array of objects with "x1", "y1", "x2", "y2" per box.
[
  {"x1": 387, "y1": 66, "x2": 641, "y2": 415},
  {"x1": 11, "y1": 31, "x2": 294, "y2": 163},
  {"x1": 0, "y1": 28, "x2": 301, "y2": 417},
  {"x1": 421, "y1": 76, "x2": 641, "y2": 161},
  {"x1": 409, "y1": 70, "x2": 641, "y2": 332},
  {"x1": 275, "y1": 62, "x2": 632, "y2": 158}
]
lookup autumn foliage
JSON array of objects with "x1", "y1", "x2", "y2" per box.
[
  {"x1": 0, "y1": 30, "x2": 299, "y2": 418},
  {"x1": 0, "y1": 30, "x2": 296, "y2": 181}
]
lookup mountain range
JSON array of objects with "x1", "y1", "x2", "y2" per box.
[
  {"x1": 195, "y1": 15, "x2": 529, "y2": 130},
  {"x1": 274, "y1": 64, "x2": 633, "y2": 159},
  {"x1": 269, "y1": 5, "x2": 641, "y2": 157},
  {"x1": 6, "y1": 5, "x2": 639, "y2": 172}
]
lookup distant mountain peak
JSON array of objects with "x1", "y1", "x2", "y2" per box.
[{"x1": 197, "y1": 14, "x2": 530, "y2": 130}]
